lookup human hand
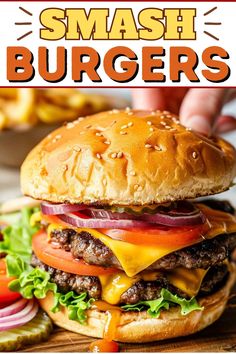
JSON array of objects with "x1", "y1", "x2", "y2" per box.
[{"x1": 132, "y1": 88, "x2": 236, "y2": 136}]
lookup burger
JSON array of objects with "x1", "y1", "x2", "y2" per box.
[{"x1": 18, "y1": 109, "x2": 236, "y2": 345}]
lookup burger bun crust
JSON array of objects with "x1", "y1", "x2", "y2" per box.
[{"x1": 21, "y1": 110, "x2": 236, "y2": 206}]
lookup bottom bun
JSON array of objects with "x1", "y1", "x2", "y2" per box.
[{"x1": 39, "y1": 263, "x2": 236, "y2": 343}]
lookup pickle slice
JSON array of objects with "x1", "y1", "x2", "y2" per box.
[
  {"x1": 106, "y1": 204, "x2": 172, "y2": 215},
  {"x1": 0, "y1": 310, "x2": 53, "y2": 351}
]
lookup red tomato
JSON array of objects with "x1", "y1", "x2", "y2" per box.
[
  {"x1": 32, "y1": 230, "x2": 118, "y2": 276},
  {"x1": 100, "y1": 223, "x2": 208, "y2": 247},
  {"x1": 0, "y1": 259, "x2": 21, "y2": 307}
]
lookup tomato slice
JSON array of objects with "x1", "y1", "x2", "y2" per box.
[
  {"x1": 0, "y1": 259, "x2": 21, "y2": 307},
  {"x1": 32, "y1": 230, "x2": 118, "y2": 276},
  {"x1": 100, "y1": 224, "x2": 208, "y2": 247}
]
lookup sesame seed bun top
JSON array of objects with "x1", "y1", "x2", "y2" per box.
[{"x1": 21, "y1": 109, "x2": 236, "y2": 205}]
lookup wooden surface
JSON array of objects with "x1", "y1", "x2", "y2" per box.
[{"x1": 22, "y1": 299, "x2": 236, "y2": 352}]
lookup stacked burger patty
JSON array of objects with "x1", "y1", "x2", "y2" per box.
[{"x1": 31, "y1": 200, "x2": 236, "y2": 304}]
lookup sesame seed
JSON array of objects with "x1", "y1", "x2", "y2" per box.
[
  {"x1": 96, "y1": 153, "x2": 102, "y2": 159},
  {"x1": 128, "y1": 112, "x2": 133, "y2": 116},
  {"x1": 111, "y1": 153, "x2": 117, "y2": 159},
  {"x1": 145, "y1": 144, "x2": 152, "y2": 149},
  {"x1": 77, "y1": 117, "x2": 84, "y2": 122},
  {"x1": 52, "y1": 139, "x2": 57, "y2": 143},
  {"x1": 160, "y1": 115, "x2": 166, "y2": 119},
  {"x1": 47, "y1": 134, "x2": 52, "y2": 139},
  {"x1": 85, "y1": 124, "x2": 92, "y2": 129},
  {"x1": 120, "y1": 131, "x2": 127, "y2": 135},
  {"x1": 147, "y1": 121, "x2": 152, "y2": 126},
  {"x1": 110, "y1": 120, "x2": 117, "y2": 127},
  {"x1": 192, "y1": 151, "x2": 198, "y2": 159},
  {"x1": 121, "y1": 124, "x2": 128, "y2": 129},
  {"x1": 186, "y1": 127, "x2": 192, "y2": 131},
  {"x1": 165, "y1": 125, "x2": 171, "y2": 129},
  {"x1": 112, "y1": 109, "x2": 119, "y2": 114},
  {"x1": 80, "y1": 131, "x2": 85, "y2": 135},
  {"x1": 166, "y1": 114, "x2": 172, "y2": 118},
  {"x1": 125, "y1": 107, "x2": 131, "y2": 112},
  {"x1": 73, "y1": 145, "x2": 81, "y2": 152},
  {"x1": 96, "y1": 132, "x2": 102, "y2": 137},
  {"x1": 66, "y1": 122, "x2": 75, "y2": 129},
  {"x1": 150, "y1": 127, "x2": 154, "y2": 132},
  {"x1": 151, "y1": 111, "x2": 156, "y2": 115},
  {"x1": 130, "y1": 171, "x2": 136, "y2": 176},
  {"x1": 117, "y1": 152, "x2": 123, "y2": 158},
  {"x1": 163, "y1": 110, "x2": 170, "y2": 114},
  {"x1": 104, "y1": 140, "x2": 111, "y2": 145},
  {"x1": 160, "y1": 121, "x2": 166, "y2": 126},
  {"x1": 55, "y1": 134, "x2": 61, "y2": 139},
  {"x1": 154, "y1": 145, "x2": 162, "y2": 151},
  {"x1": 128, "y1": 122, "x2": 133, "y2": 127}
]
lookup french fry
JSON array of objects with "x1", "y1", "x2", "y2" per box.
[
  {"x1": 0, "y1": 88, "x2": 115, "y2": 130},
  {"x1": 0, "y1": 112, "x2": 7, "y2": 130},
  {"x1": 0, "y1": 88, "x2": 17, "y2": 98},
  {"x1": 36, "y1": 102, "x2": 77, "y2": 123},
  {"x1": 3, "y1": 88, "x2": 35, "y2": 124}
]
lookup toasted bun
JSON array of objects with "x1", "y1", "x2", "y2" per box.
[
  {"x1": 39, "y1": 263, "x2": 236, "y2": 343},
  {"x1": 21, "y1": 110, "x2": 236, "y2": 205}
]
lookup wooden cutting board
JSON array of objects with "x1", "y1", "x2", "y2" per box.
[{"x1": 22, "y1": 300, "x2": 236, "y2": 352}]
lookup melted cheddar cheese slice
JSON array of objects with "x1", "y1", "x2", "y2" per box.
[
  {"x1": 45, "y1": 204, "x2": 236, "y2": 277},
  {"x1": 98, "y1": 267, "x2": 209, "y2": 304}
]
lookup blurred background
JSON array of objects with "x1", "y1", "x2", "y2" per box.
[{"x1": 0, "y1": 88, "x2": 235, "y2": 205}]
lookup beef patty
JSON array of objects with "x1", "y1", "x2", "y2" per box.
[
  {"x1": 50, "y1": 229, "x2": 236, "y2": 271},
  {"x1": 48, "y1": 199, "x2": 236, "y2": 271},
  {"x1": 31, "y1": 253, "x2": 229, "y2": 304}
]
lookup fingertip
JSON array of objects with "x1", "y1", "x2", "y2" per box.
[
  {"x1": 131, "y1": 88, "x2": 165, "y2": 110},
  {"x1": 181, "y1": 115, "x2": 212, "y2": 136},
  {"x1": 215, "y1": 115, "x2": 236, "y2": 134}
]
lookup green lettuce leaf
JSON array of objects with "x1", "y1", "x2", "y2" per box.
[
  {"x1": 5, "y1": 254, "x2": 31, "y2": 277},
  {"x1": 51, "y1": 291, "x2": 95, "y2": 324},
  {"x1": 0, "y1": 207, "x2": 40, "y2": 261},
  {"x1": 9, "y1": 266, "x2": 94, "y2": 324},
  {"x1": 9, "y1": 267, "x2": 57, "y2": 299},
  {"x1": 122, "y1": 288, "x2": 203, "y2": 317}
]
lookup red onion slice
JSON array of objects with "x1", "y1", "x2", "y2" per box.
[
  {"x1": 0, "y1": 298, "x2": 27, "y2": 318},
  {"x1": 59, "y1": 212, "x2": 153, "y2": 229},
  {"x1": 0, "y1": 301, "x2": 38, "y2": 331},
  {"x1": 44, "y1": 200, "x2": 205, "y2": 227},
  {"x1": 86, "y1": 208, "x2": 205, "y2": 226},
  {"x1": 41, "y1": 202, "x2": 86, "y2": 215},
  {"x1": 140, "y1": 210, "x2": 205, "y2": 226},
  {"x1": 0, "y1": 300, "x2": 34, "y2": 323}
]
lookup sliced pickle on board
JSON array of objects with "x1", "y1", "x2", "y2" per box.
[{"x1": 0, "y1": 310, "x2": 53, "y2": 351}]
